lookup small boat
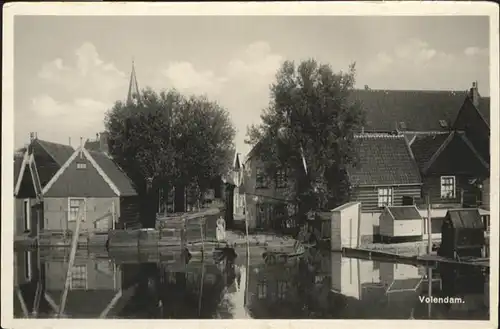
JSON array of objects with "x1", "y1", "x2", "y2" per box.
[{"x1": 262, "y1": 241, "x2": 307, "y2": 264}]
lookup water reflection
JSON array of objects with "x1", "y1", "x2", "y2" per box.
[{"x1": 14, "y1": 247, "x2": 489, "y2": 320}]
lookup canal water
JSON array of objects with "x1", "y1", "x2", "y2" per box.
[{"x1": 13, "y1": 248, "x2": 489, "y2": 320}]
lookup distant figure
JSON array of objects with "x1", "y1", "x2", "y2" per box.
[{"x1": 216, "y1": 216, "x2": 226, "y2": 242}]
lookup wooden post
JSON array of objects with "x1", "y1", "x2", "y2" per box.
[
  {"x1": 200, "y1": 217, "x2": 204, "y2": 253},
  {"x1": 111, "y1": 201, "x2": 116, "y2": 230},
  {"x1": 58, "y1": 206, "x2": 84, "y2": 317},
  {"x1": 427, "y1": 195, "x2": 432, "y2": 254},
  {"x1": 198, "y1": 258, "x2": 205, "y2": 317},
  {"x1": 427, "y1": 266, "x2": 432, "y2": 318}
]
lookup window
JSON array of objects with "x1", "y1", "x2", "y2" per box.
[
  {"x1": 377, "y1": 187, "x2": 393, "y2": 207},
  {"x1": 399, "y1": 121, "x2": 407, "y2": 130},
  {"x1": 76, "y1": 162, "x2": 87, "y2": 170},
  {"x1": 256, "y1": 167, "x2": 269, "y2": 189},
  {"x1": 24, "y1": 251, "x2": 32, "y2": 281},
  {"x1": 68, "y1": 198, "x2": 86, "y2": 222},
  {"x1": 440, "y1": 176, "x2": 456, "y2": 199},
  {"x1": 70, "y1": 265, "x2": 87, "y2": 290},
  {"x1": 277, "y1": 280, "x2": 288, "y2": 299},
  {"x1": 257, "y1": 282, "x2": 267, "y2": 299},
  {"x1": 275, "y1": 168, "x2": 287, "y2": 188}
]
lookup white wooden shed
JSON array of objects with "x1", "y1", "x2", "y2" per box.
[
  {"x1": 379, "y1": 205, "x2": 423, "y2": 243},
  {"x1": 331, "y1": 202, "x2": 361, "y2": 251}
]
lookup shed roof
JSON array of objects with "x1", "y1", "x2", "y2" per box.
[
  {"x1": 347, "y1": 134, "x2": 422, "y2": 186},
  {"x1": 445, "y1": 209, "x2": 484, "y2": 229},
  {"x1": 386, "y1": 206, "x2": 422, "y2": 221}
]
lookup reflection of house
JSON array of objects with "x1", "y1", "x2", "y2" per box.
[
  {"x1": 379, "y1": 262, "x2": 423, "y2": 295},
  {"x1": 40, "y1": 144, "x2": 140, "y2": 234},
  {"x1": 43, "y1": 257, "x2": 123, "y2": 318},
  {"x1": 347, "y1": 134, "x2": 422, "y2": 243},
  {"x1": 246, "y1": 261, "x2": 303, "y2": 318},
  {"x1": 330, "y1": 252, "x2": 381, "y2": 300}
]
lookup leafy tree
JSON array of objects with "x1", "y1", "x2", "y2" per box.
[
  {"x1": 246, "y1": 59, "x2": 365, "y2": 224},
  {"x1": 105, "y1": 88, "x2": 236, "y2": 228}
]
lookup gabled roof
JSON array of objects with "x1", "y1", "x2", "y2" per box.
[
  {"x1": 411, "y1": 131, "x2": 489, "y2": 176},
  {"x1": 352, "y1": 90, "x2": 490, "y2": 132},
  {"x1": 14, "y1": 155, "x2": 23, "y2": 189},
  {"x1": 347, "y1": 134, "x2": 422, "y2": 186},
  {"x1": 14, "y1": 151, "x2": 43, "y2": 200},
  {"x1": 34, "y1": 139, "x2": 75, "y2": 167},
  {"x1": 42, "y1": 147, "x2": 137, "y2": 197},
  {"x1": 89, "y1": 150, "x2": 137, "y2": 196},
  {"x1": 410, "y1": 133, "x2": 450, "y2": 171},
  {"x1": 385, "y1": 206, "x2": 422, "y2": 221}
]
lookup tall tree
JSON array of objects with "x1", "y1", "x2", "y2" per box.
[
  {"x1": 105, "y1": 88, "x2": 236, "y2": 227},
  {"x1": 246, "y1": 59, "x2": 365, "y2": 224}
]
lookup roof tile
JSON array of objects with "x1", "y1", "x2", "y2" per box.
[
  {"x1": 352, "y1": 90, "x2": 490, "y2": 131},
  {"x1": 347, "y1": 134, "x2": 421, "y2": 186},
  {"x1": 89, "y1": 151, "x2": 138, "y2": 196},
  {"x1": 410, "y1": 133, "x2": 450, "y2": 171}
]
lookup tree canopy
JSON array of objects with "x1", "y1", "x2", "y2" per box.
[
  {"x1": 246, "y1": 59, "x2": 365, "y2": 217},
  {"x1": 105, "y1": 88, "x2": 236, "y2": 225}
]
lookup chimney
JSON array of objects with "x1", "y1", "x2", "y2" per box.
[
  {"x1": 469, "y1": 81, "x2": 480, "y2": 108},
  {"x1": 69, "y1": 137, "x2": 71, "y2": 146},
  {"x1": 361, "y1": 126, "x2": 365, "y2": 134},
  {"x1": 96, "y1": 133, "x2": 99, "y2": 141},
  {"x1": 99, "y1": 131, "x2": 109, "y2": 154}
]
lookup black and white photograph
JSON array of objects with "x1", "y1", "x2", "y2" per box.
[{"x1": 2, "y1": 2, "x2": 498, "y2": 329}]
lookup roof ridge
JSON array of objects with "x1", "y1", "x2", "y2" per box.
[{"x1": 354, "y1": 133, "x2": 405, "y2": 139}]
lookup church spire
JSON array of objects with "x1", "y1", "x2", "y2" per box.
[{"x1": 127, "y1": 59, "x2": 141, "y2": 105}]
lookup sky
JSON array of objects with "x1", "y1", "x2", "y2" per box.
[{"x1": 14, "y1": 15, "x2": 490, "y2": 156}]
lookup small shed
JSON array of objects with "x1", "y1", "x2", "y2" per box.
[
  {"x1": 439, "y1": 209, "x2": 485, "y2": 259},
  {"x1": 379, "y1": 206, "x2": 423, "y2": 243}
]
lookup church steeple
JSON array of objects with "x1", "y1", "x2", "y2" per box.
[{"x1": 127, "y1": 59, "x2": 141, "y2": 105}]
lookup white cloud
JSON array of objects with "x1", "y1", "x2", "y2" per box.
[
  {"x1": 359, "y1": 39, "x2": 489, "y2": 92},
  {"x1": 37, "y1": 42, "x2": 127, "y2": 100},
  {"x1": 28, "y1": 42, "x2": 127, "y2": 145},
  {"x1": 29, "y1": 95, "x2": 111, "y2": 145},
  {"x1": 160, "y1": 41, "x2": 284, "y2": 156},
  {"x1": 464, "y1": 46, "x2": 488, "y2": 57}
]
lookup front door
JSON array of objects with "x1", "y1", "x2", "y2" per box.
[{"x1": 23, "y1": 199, "x2": 31, "y2": 232}]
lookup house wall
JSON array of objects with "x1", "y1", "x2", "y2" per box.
[
  {"x1": 393, "y1": 220, "x2": 422, "y2": 237},
  {"x1": 44, "y1": 258, "x2": 121, "y2": 291},
  {"x1": 481, "y1": 178, "x2": 490, "y2": 210},
  {"x1": 360, "y1": 212, "x2": 382, "y2": 244},
  {"x1": 351, "y1": 185, "x2": 422, "y2": 212},
  {"x1": 242, "y1": 156, "x2": 291, "y2": 230},
  {"x1": 331, "y1": 202, "x2": 361, "y2": 251},
  {"x1": 15, "y1": 198, "x2": 26, "y2": 236},
  {"x1": 43, "y1": 197, "x2": 120, "y2": 233},
  {"x1": 379, "y1": 210, "x2": 394, "y2": 237},
  {"x1": 422, "y1": 175, "x2": 478, "y2": 207},
  {"x1": 44, "y1": 152, "x2": 116, "y2": 198}
]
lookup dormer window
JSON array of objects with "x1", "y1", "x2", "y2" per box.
[
  {"x1": 77, "y1": 162, "x2": 87, "y2": 170},
  {"x1": 399, "y1": 122, "x2": 407, "y2": 130},
  {"x1": 439, "y1": 120, "x2": 448, "y2": 129}
]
